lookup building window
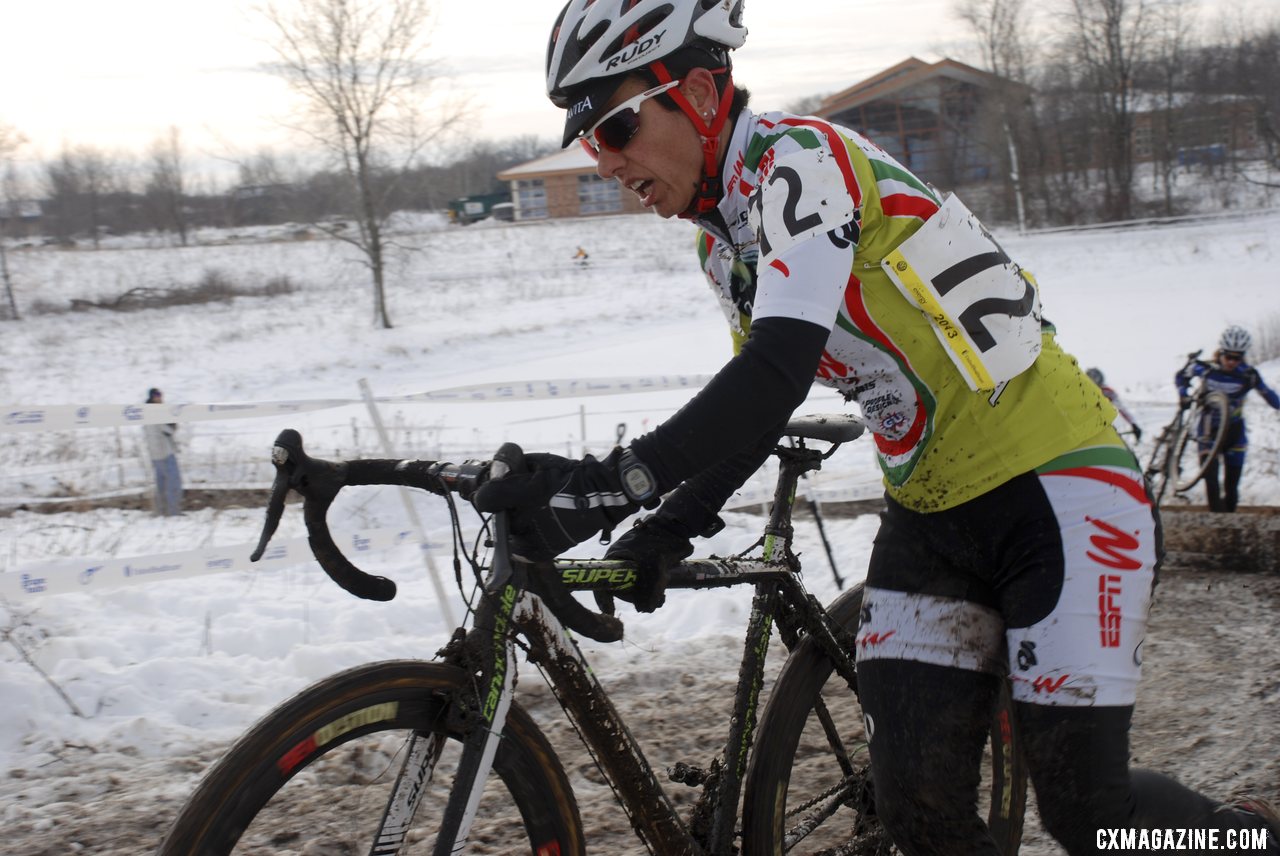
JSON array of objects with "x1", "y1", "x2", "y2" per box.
[
  {"x1": 514, "y1": 179, "x2": 548, "y2": 220},
  {"x1": 577, "y1": 174, "x2": 622, "y2": 214}
]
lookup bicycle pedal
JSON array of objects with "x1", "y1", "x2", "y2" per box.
[{"x1": 668, "y1": 761, "x2": 710, "y2": 786}]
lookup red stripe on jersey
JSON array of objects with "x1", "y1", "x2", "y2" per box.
[
  {"x1": 842, "y1": 276, "x2": 928, "y2": 457},
  {"x1": 1041, "y1": 466, "x2": 1151, "y2": 506},
  {"x1": 770, "y1": 259, "x2": 790, "y2": 276},
  {"x1": 778, "y1": 117, "x2": 863, "y2": 208},
  {"x1": 881, "y1": 192, "x2": 939, "y2": 221}
]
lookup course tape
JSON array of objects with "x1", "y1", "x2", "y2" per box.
[
  {"x1": 4, "y1": 478, "x2": 884, "y2": 599},
  {"x1": 1, "y1": 374, "x2": 713, "y2": 434},
  {"x1": 723, "y1": 478, "x2": 885, "y2": 510},
  {"x1": 1, "y1": 528, "x2": 439, "y2": 600}
]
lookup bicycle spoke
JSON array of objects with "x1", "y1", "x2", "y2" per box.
[{"x1": 812, "y1": 693, "x2": 857, "y2": 778}]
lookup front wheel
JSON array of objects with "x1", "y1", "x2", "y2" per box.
[
  {"x1": 1170, "y1": 390, "x2": 1231, "y2": 493},
  {"x1": 742, "y1": 584, "x2": 1026, "y2": 855},
  {"x1": 158, "y1": 660, "x2": 584, "y2": 855}
]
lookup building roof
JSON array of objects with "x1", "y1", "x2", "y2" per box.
[
  {"x1": 816, "y1": 57, "x2": 1021, "y2": 117},
  {"x1": 497, "y1": 145, "x2": 597, "y2": 181}
]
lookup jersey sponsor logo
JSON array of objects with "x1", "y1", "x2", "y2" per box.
[
  {"x1": 1015, "y1": 640, "x2": 1038, "y2": 671},
  {"x1": 1099, "y1": 574, "x2": 1124, "y2": 648},
  {"x1": 727, "y1": 151, "x2": 746, "y2": 198},
  {"x1": 1085, "y1": 517, "x2": 1142, "y2": 571},
  {"x1": 861, "y1": 389, "x2": 903, "y2": 417},
  {"x1": 1031, "y1": 674, "x2": 1070, "y2": 694},
  {"x1": 1085, "y1": 517, "x2": 1143, "y2": 648},
  {"x1": 856, "y1": 630, "x2": 896, "y2": 647}
]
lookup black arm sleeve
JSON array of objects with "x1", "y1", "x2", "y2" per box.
[
  {"x1": 629, "y1": 314, "x2": 830, "y2": 493},
  {"x1": 654, "y1": 418, "x2": 789, "y2": 536}
]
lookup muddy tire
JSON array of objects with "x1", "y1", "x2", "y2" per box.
[
  {"x1": 157, "y1": 660, "x2": 584, "y2": 855},
  {"x1": 1171, "y1": 390, "x2": 1231, "y2": 493},
  {"x1": 741, "y1": 584, "x2": 1027, "y2": 854}
]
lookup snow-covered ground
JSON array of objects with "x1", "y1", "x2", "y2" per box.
[{"x1": 1, "y1": 206, "x2": 1278, "y2": 850}]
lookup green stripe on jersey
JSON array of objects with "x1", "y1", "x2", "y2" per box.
[{"x1": 1036, "y1": 444, "x2": 1139, "y2": 475}]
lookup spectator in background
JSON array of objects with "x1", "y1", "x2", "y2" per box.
[
  {"x1": 1086, "y1": 367, "x2": 1142, "y2": 443},
  {"x1": 143, "y1": 387, "x2": 183, "y2": 516}
]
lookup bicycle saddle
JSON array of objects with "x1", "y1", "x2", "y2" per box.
[{"x1": 784, "y1": 414, "x2": 865, "y2": 445}]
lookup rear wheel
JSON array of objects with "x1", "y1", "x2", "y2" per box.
[
  {"x1": 742, "y1": 584, "x2": 1026, "y2": 855},
  {"x1": 158, "y1": 660, "x2": 584, "y2": 855},
  {"x1": 1171, "y1": 390, "x2": 1231, "y2": 493}
]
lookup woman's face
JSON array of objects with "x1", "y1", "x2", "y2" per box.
[{"x1": 592, "y1": 77, "x2": 710, "y2": 219}]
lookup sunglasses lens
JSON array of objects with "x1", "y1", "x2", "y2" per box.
[
  {"x1": 594, "y1": 108, "x2": 641, "y2": 152},
  {"x1": 1223, "y1": 352, "x2": 1243, "y2": 361}
]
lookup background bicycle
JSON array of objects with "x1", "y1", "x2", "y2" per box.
[{"x1": 1144, "y1": 350, "x2": 1231, "y2": 505}]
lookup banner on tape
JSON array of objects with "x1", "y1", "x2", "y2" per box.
[
  {"x1": 2, "y1": 374, "x2": 712, "y2": 434},
  {"x1": 388, "y1": 374, "x2": 713, "y2": 403},
  {"x1": 1, "y1": 527, "x2": 437, "y2": 599},
  {"x1": 1, "y1": 399, "x2": 356, "y2": 434}
]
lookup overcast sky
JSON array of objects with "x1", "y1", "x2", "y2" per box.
[{"x1": 1, "y1": 0, "x2": 1270, "y2": 179}]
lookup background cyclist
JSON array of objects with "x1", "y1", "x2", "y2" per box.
[
  {"x1": 471, "y1": 2, "x2": 1279, "y2": 852},
  {"x1": 1176, "y1": 325, "x2": 1280, "y2": 512},
  {"x1": 1086, "y1": 366, "x2": 1143, "y2": 444}
]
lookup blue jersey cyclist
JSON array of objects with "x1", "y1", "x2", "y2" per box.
[
  {"x1": 471, "y1": 2, "x2": 1279, "y2": 853},
  {"x1": 1176, "y1": 325, "x2": 1280, "y2": 512}
]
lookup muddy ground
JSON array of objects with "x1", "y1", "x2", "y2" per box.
[{"x1": 2, "y1": 554, "x2": 1276, "y2": 855}]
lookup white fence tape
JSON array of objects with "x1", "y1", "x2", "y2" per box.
[
  {"x1": 1, "y1": 374, "x2": 714, "y2": 434},
  {"x1": 1, "y1": 528, "x2": 439, "y2": 600}
]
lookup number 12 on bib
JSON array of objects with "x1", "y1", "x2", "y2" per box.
[{"x1": 882, "y1": 194, "x2": 1042, "y2": 393}]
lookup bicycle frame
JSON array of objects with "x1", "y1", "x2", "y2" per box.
[{"x1": 374, "y1": 444, "x2": 860, "y2": 856}]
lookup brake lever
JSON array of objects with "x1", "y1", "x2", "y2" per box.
[
  {"x1": 249, "y1": 428, "x2": 397, "y2": 602},
  {"x1": 249, "y1": 434, "x2": 296, "y2": 563}
]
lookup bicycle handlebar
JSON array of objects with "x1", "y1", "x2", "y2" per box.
[
  {"x1": 249, "y1": 430, "x2": 629, "y2": 642},
  {"x1": 250, "y1": 429, "x2": 490, "y2": 602},
  {"x1": 251, "y1": 415, "x2": 863, "y2": 641}
]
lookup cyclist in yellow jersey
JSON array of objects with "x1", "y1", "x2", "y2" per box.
[{"x1": 472, "y1": 2, "x2": 1279, "y2": 852}]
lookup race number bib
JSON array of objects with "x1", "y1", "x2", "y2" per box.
[
  {"x1": 881, "y1": 194, "x2": 1041, "y2": 392},
  {"x1": 749, "y1": 145, "x2": 858, "y2": 267}
]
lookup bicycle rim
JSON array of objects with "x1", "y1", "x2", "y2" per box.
[
  {"x1": 742, "y1": 585, "x2": 1026, "y2": 855},
  {"x1": 1172, "y1": 391, "x2": 1231, "y2": 493},
  {"x1": 158, "y1": 660, "x2": 584, "y2": 856},
  {"x1": 1144, "y1": 428, "x2": 1174, "y2": 506}
]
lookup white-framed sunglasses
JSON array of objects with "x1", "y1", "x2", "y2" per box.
[{"x1": 579, "y1": 79, "x2": 682, "y2": 156}]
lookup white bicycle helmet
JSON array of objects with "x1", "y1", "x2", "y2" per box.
[
  {"x1": 1219, "y1": 325, "x2": 1251, "y2": 353},
  {"x1": 546, "y1": 0, "x2": 746, "y2": 146}
]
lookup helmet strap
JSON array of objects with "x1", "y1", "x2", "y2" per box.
[{"x1": 649, "y1": 61, "x2": 734, "y2": 218}]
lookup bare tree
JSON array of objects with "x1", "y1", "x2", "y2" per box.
[
  {"x1": 146, "y1": 126, "x2": 189, "y2": 245},
  {"x1": 0, "y1": 122, "x2": 25, "y2": 320},
  {"x1": 80, "y1": 148, "x2": 117, "y2": 249},
  {"x1": 953, "y1": 0, "x2": 1036, "y2": 229},
  {"x1": 1058, "y1": 0, "x2": 1159, "y2": 222},
  {"x1": 260, "y1": 0, "x2": 463, "y2": 329},
  {"x1": 1143, "y1": 0, "x2": 1197, "y2": 216}
]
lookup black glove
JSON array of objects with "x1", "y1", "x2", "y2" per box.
[
  {"x1": 601, "y1": 515, "x2": 696, "y2": 613},
  {"x1": 1132, "y1": 425, "x2": 1143, "y2": 443},
  {"x1": 598, "y1": 486, "x2": 725, "y2": 613},
  {"x1": 472, "y1": 446, "x2": 659, "y2": 561}
]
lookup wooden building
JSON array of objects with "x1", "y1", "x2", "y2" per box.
[{"x1": 495, "y1": 145, "x2": 648, "y2": 220}]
